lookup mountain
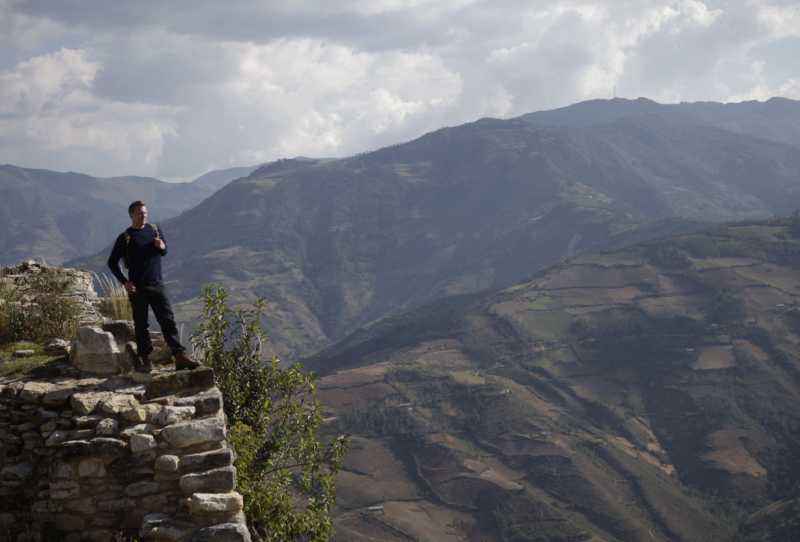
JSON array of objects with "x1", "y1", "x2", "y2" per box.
[
  {"x1": 0, "y1": 164, "x2": 254, "y2": 265},
  {"x1": 74, "y1": 97, "x2": 800, "y2": 359},
  {"x1": 189, "y1": 164, "x2": 260, "y2": 193},
  {"x1": 523, "y1": 96, "x2": 800, "y2": 150},
  {"x1": 304, "y1": 217, "x2": 800, "y2": 542}
]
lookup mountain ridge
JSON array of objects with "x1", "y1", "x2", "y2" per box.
[{"x1": 306, "y1": 216, "x2": 800, "y2": 542}]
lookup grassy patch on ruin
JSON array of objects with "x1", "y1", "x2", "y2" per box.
[{"x1": 0, "y1": 341, "x2": 58, "y2": 378}]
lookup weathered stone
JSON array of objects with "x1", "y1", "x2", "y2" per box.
[
  {"x1": 123, "y1": 406, "x2": 148, "y2": 423},
  {"x1": 102, "y1": 320, "x2": 136, "y2": 345},
  {"x1": 13, "y1": 349, "x2": 35, "y2": 358},
  {"x1": 95, "y1": 417, "x2": 119, "y2": 436},
  {"x1": 189, "y1": 492, "x2": 243, "y2": 514},
  {"x1": 58, "y1": 437, "x2": 127, "y2": 458},
  {"x1": 62, "y1": 497, "x2": 96, "y2": 514},
  {"x1": 0, "y1": 513, "x2": 15, "y2": 527},
  {"x1": 20, "y1": 382, "x2": 57, "y2": 403},
  {"x1": 53, "y1": 513, "x2": 85, "y2": 531},
  {"x1": 96, "y1": 498, "x2": 133, "y2": 512},
  {"x1": 190, "y1": 522, "x2": 251, "y2": 542},
  {"x1": 50, "y1": 480, "x2": 80, "y2": 499},
  {"x1": 73, "y1": 414, "x2": 102, "y2": 428},
  {"x1": 141, "y1": 493, "x2": 171, "y2": 511},
  {"x1": 155, "y1": 454, "x2": 180, "y2": 472},
  {"x1": 0, "y1": 382, "x2": 23, "y2": 398},
  {"x1": 131, "y1": 433, "x2": 158, "y2": 453},
  {"x1": 146, "y1": 367, "x2": 215, "y2": 399},
  {"x1": 45, "y1": 430, "x2": 70, "y2": 447},
  {"x1": 42, "y1": 386, "x2": 75, "y2": 407},
  {"x1": 40, "y1": 421, "x2": 58, "y2": 433},
  {"x1": 140, "y1": 513, "x2": 196, "y2": 542},
  {"x1": 153, "y1": 405, "x2": 196, "y2": 426},
  {"x1": 179, "y1": 466, "x2": 236, "y2": 494},
  {"x1": 52, "y1": 462, "x2": 76, "y2": 479},
  {"x1": 38, "y1": 408, "x2": 59, "y2": 419},
  {"x1": 32, "y1": 499, "x2": 61, "y2": 514},
  {"x1": 160, "y1": 416, "x2": 226, "y2": 449},
  {"x1": 181, "y1": 449, "x2": 234, "y2": 473},
  {"x1": 120, "y1": 423, "x2": 154, "y2": 438},
  {"x1": 78, "y1": 457, "x2": 106, "y2": 478},
  {"x1": 98, "y1": 394, "x2": 138, "y2": 415},
  {"x1": 46, "y1": 338, "x2": 71, "y2": 355},
  {"x1": 1, "y1": 462, "x2": 33, "y2": 481},
  {"x1": 69, "y1": 428, "x2": 95, "y2": 440},
  {"x1": 70, "y1": 326, "x2": 130, "y2": 374},
  {"x1": 125, "y1": 481, "x2": 161, "y2": 497},
  {"x1": 70, "y1": 392, "x2": 113, "y2": 415},
  {"x1": 175, "y1": 388, "x2": 223, "y2": 416}
]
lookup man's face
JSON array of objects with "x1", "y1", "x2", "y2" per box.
[{"x1": 130, "y1": 205, "x2": 148, "y2": 227}]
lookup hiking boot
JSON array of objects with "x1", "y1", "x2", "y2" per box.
[
  {"x1": 136, "y1": 356, "x2": 153, "y2": 373},
  {"x1": 174, "y1": 352, "x2": 200, "y2": 371}
]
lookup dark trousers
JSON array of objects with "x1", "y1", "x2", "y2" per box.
[{"x1": 129, "y1": 283, "x2": 184, "y2": 357}]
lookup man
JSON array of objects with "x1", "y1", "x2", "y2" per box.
[{"x1": 107, "y1": 200, "x2": 199, "y2": 372}]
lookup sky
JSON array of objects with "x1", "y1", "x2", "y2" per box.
[{"x1": 1, "y1": 0, "x2": 799, "y2": 181}]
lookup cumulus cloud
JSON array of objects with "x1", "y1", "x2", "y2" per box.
[
  {"x1": 2, "y1": 1, "x2": 799, "y2": 179},
  {"x1": 0, "y1": 48, "x2": 177, "y2": 176}
]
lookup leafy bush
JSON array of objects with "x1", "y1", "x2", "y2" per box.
[
  {"x1": 0, "y1": 269, "x2": 81, "y2": 345},
  {"x1": 191, "y1": 285, "x2": 348, "y2": 541}
]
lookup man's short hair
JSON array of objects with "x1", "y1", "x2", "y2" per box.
[{"x1": 128, "y1": 200, "x2": 146, "y2": 216}]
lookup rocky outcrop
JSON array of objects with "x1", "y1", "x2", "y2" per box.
[{"x1": 0, "y1": 338, "x2": 249, "y2": 541}]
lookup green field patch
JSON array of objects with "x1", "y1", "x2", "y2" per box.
[
  {"x1": 450, "y1": 370, "x2": 486, "y2": 386},
  {"x1": 637, "y1": 295, "x2": 705, "y2": 319},
  {"x1": 691, "y1": 346, "x2": 735, "y2": 371},
  {"x1": 541, "y1": 264, "x2": 653, "y2": 290},
  {"x1": 573, "y1": 253, "x2": 644, "y2": 267},
  {"x1": 726, "y1": 225, "x2": 784, "y2": 242},
  {"x1": 507, "y1": 310, "x2": 573, "y2": 340},
  {"x1": 735, "y1": 265, "x2": 800, "y2": 293},
  {"x1": 550, "y1": 286, "x2": 642, "y2": 306},
  {"x1": 691, "y1": 257, "x2": 762, "y2": 270}
]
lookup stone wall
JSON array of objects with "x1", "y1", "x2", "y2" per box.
[{"x1": 0, "y1": 360, "x2": 250, "y2": 541}]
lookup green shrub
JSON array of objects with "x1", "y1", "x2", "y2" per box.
[
  {"x1": 191, "y1": 285, "x2": 348, "y2": 541},
  {"x1": 0, "y1": 269, "x2": 81, "y2": 345}
]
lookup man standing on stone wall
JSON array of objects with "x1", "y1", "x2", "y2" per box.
[{"x1": 107, "y1": 200, "x2": 199, "y2": 372}]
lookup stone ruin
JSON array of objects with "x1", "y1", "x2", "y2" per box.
[
  {"x1": 0, "y1": 261, "x2": 102, "y2": 327},
  {"x1": 0, "y1": 262, "x2": 251, "y2": 541},
  {"x1": 0, "y1": 329, "x2": 250, "y2": 541}
]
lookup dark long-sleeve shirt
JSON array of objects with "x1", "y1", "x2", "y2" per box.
[{"x1": 107, "y1": 223, "x2": 168, "y2": 286}]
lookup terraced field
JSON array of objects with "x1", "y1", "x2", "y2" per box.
[{"x1": 308, "y1": 218, "x2": 800, "y2": 541}]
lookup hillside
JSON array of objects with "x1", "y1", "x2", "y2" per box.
[
  {"x1": 304, "y1": 217, "x2": 800, "y2": 542},
  {"x1": 74, "y1": 98, "x2": 800, "y2": 360},
  {"x1": 0, "y1": 164, "x2": 254, "y2": 265}
]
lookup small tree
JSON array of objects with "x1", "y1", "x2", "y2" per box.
[{"x1": 192, "y1": 285, "x2": 348, "y2": 541}]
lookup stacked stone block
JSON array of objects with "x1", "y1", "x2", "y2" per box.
[{"x1": 0, "y1": 366, "x2": 250, "y2": 541}]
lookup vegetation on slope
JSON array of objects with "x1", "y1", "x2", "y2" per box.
[{"x1": 309, "y1": 216, "x2": 800, "y2": 542}]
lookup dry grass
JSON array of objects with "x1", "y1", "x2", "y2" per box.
[{"x1": 94, "y1": 272, "x2": 132, "y2": 321}]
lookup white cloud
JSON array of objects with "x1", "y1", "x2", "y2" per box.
[
  {"x1": 0, "y1": 48, "x2": 177, "y2": 176},
  {"x1": 225, "y1": 39, "x2": 462, "y2": 161},
  {"x1": 0, "y1": 0, "x2": 64, "y2": 49},
  {"x1": 1, "y1": 1, "x2": 798, "y2": 178}
]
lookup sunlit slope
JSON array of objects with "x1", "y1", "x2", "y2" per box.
[{"x1": 309, "y1": 218, "x2": 800, "y2": 542}]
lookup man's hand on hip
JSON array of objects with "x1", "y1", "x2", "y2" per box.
[
  {"x1": 154, "y1": 238, "x2": 166, "y2": 251},
  {"x1": 124, "y1": 281, "x2": 137, "y2": 294}
]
